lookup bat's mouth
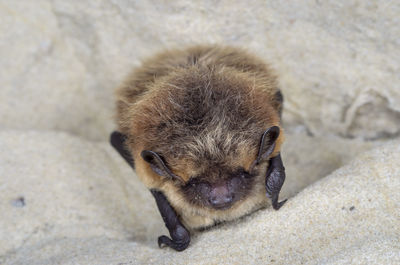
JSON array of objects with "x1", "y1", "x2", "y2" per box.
[
  {"x1": 210, "y1": 199, "x2": 233, "y2": 210},
  {"x1": 210, "y1": 202, "x2": 234, "y2": 210}
]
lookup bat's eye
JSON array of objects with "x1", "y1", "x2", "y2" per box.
[{"x1": 238, "y1": 168, "x2": 252, "y2": 179}]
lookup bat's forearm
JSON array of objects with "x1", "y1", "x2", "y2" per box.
[
  {"x1": 266, "y1": 154, "x2": 287, "y2": 210},
  {"x1": 151, "y1": 189, "x2": 190, "y2": 251}
]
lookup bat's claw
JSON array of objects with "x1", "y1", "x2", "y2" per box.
[
  {"x1": 271, "y1": 194, "x2": 287, "y2": 210},
  {"x1": 157, "y1": 226, "x2": 190, "y2": 251}
]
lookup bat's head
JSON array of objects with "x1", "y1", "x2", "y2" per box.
[
  {"x1": 141, "y1": 126, "x2": 281, "y2": 211},
  {"x1": 129, "y1": 66, "x2": 283, "y2": 211}
]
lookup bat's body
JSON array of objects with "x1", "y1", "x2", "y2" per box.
[{"x1": 111, "y1": 45, "x2": 286, "y2": 251}]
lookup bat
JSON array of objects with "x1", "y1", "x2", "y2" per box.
[{"x1": 110, "y1": 45, "x2": 287, "y2": 251}]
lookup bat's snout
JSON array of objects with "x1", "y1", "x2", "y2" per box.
[{"x1": 209, "y1": 184, "x2": 234, "y2": 210}]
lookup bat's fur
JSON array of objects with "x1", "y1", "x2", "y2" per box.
[{"x1": 116, "y1": 45, "x2": 284, "y2": 230}]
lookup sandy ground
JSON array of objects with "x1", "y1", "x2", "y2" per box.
[
  {"x1": 1, "y1": 132, "x2": 399, "y2": 264},
  {"x1": 1, "y1": 1, "x2": 399, "y2": 264}
]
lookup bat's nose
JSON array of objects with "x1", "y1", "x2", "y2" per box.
[{"x1": 209, "y1": 185, "x2": 234, "y2": 209}]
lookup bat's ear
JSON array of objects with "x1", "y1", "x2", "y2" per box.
[
  {"x1": 141, "y1": 150, "x2": 184, "y2": 183},
  {"x1": 256, "y1": 126, "x2": 280, "y2": 164}
]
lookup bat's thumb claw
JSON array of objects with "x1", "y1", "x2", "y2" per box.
[
  {"x1": 273, "y1": 198, "x2": 287, "y2": 210},
  {"x1": 158, "y1": 235, "x2": 172, "y2": 248}
]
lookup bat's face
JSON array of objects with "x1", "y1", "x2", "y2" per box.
[
  {"x1": 140, "y1": 126, "x2": 281, "y2": 211},
  {"x1": 180, "y1": 167, "x2": 256, "y2": 210}
]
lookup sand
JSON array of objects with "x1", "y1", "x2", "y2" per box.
[
  {"x1": 1, "y1": 131, "x2": 399, "y2": 264},
  {"x1": 1, "y1": 1, "x2": 399, "y2": 264}
]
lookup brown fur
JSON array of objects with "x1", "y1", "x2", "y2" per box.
[{"x1": 116, "y1": 45, "x2": 284, "y2": 229}]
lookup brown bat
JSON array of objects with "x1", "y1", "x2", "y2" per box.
[{"x1": 110, "y1": 45, "x2": 287, "y2": 251}]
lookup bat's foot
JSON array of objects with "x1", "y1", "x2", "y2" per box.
[{"x1": 157, "y1": 226, "x2": 190, "y2": 251}]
